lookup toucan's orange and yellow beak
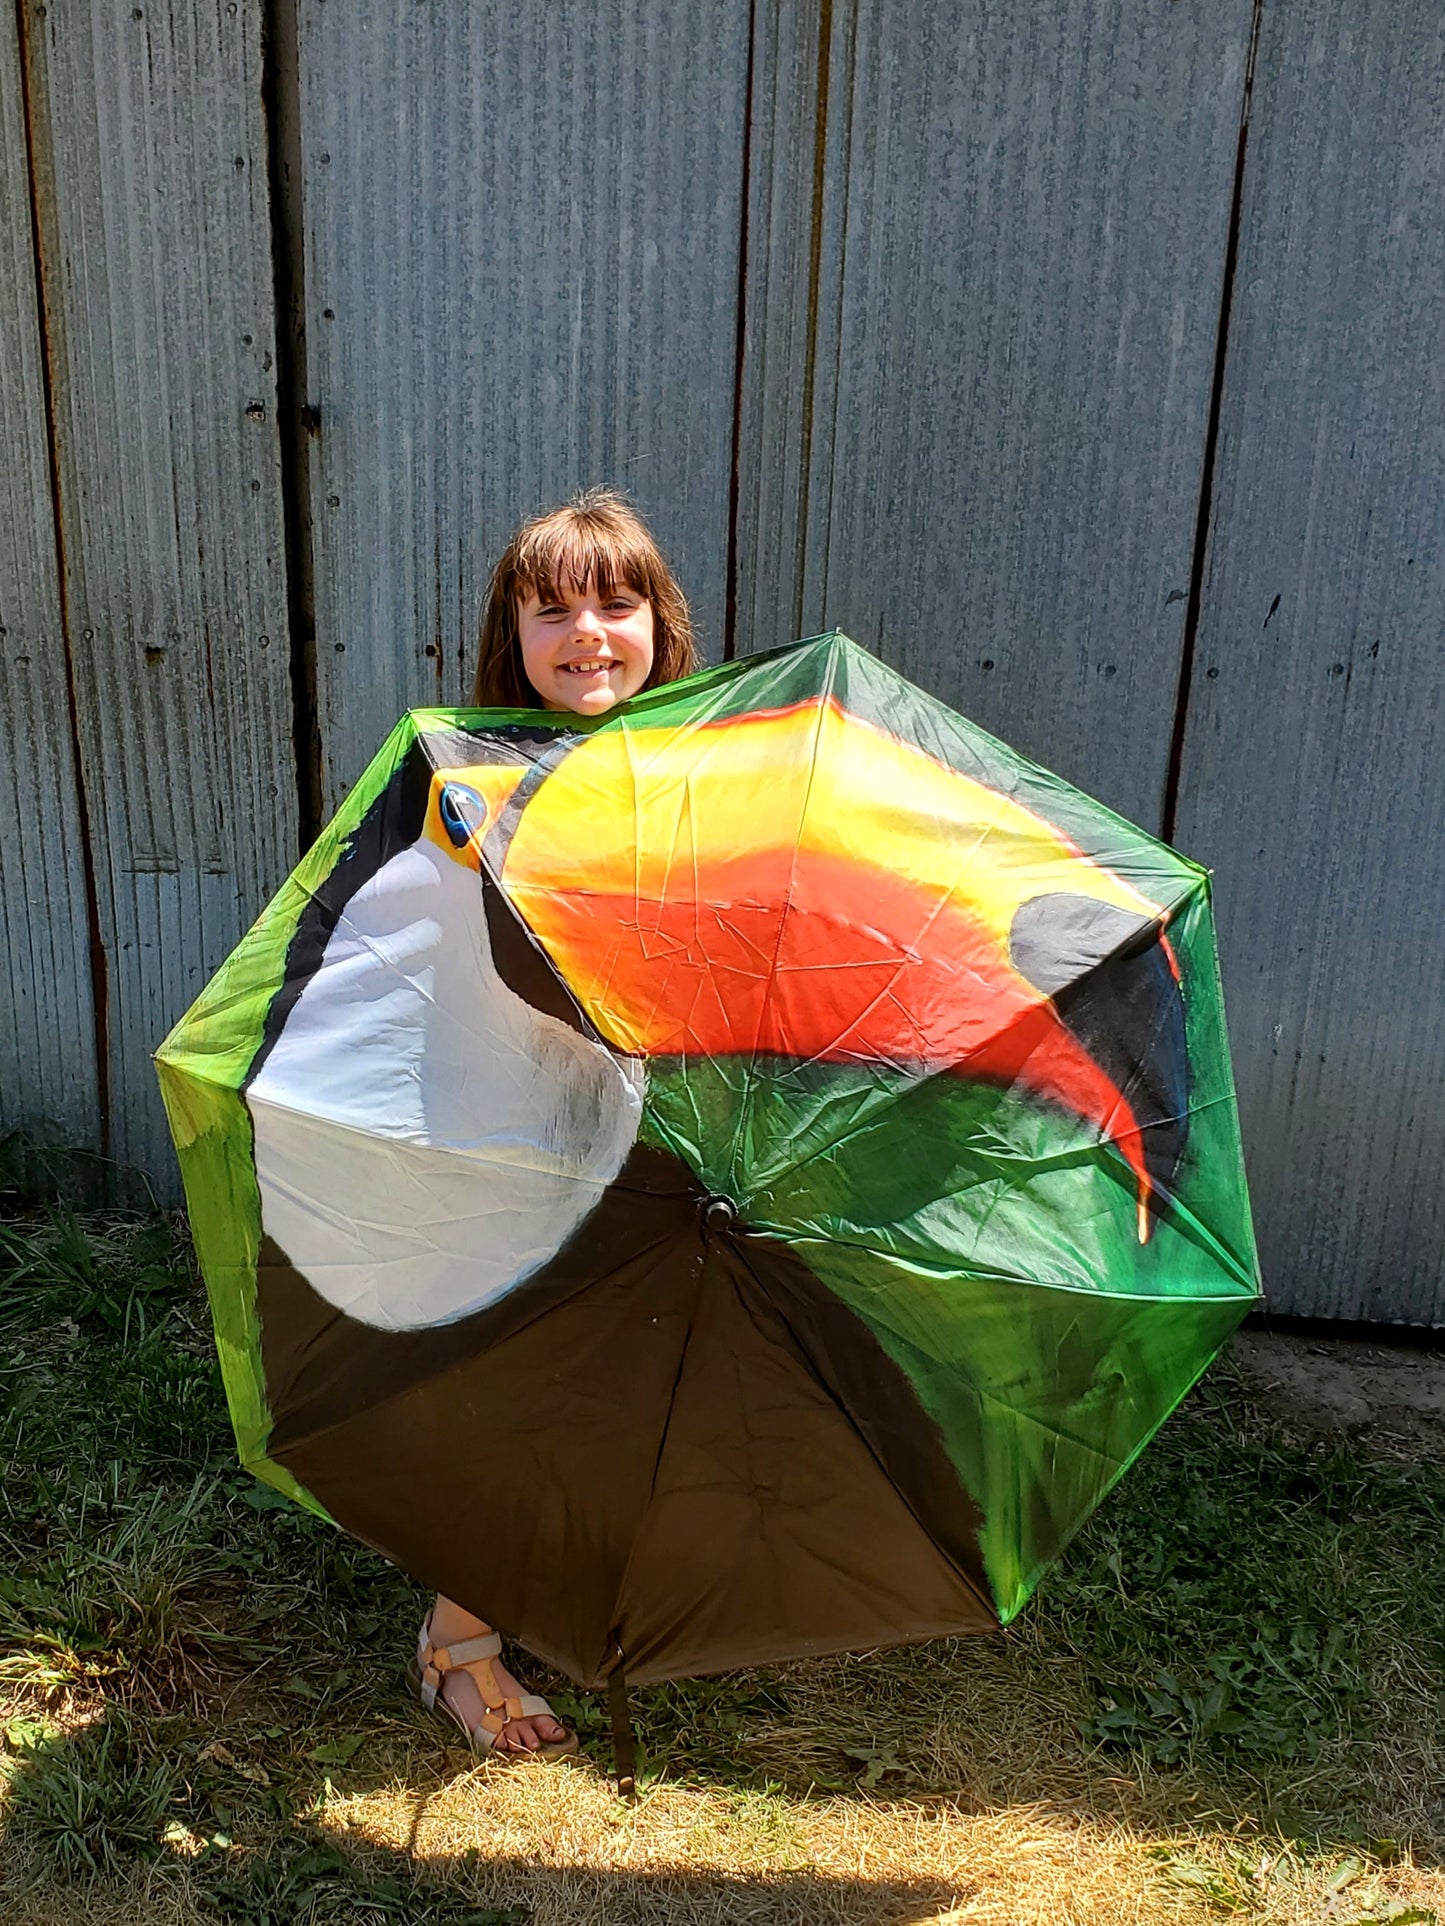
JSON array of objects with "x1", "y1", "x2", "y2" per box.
[{"x1": 425, "y1": 697, "x2": 1184, "y2": 1240}]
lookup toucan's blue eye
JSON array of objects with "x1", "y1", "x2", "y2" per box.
[{"x1": 439, "y1": 783, "x2": 487, "y2": 848}]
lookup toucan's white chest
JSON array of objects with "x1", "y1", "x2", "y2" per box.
[{"x1": 247, "y1": 839, "x2": 643, "y2": 1331}]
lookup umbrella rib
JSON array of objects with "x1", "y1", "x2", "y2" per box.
[
  {"x1": 724, "y1": 1235, "x2": 996, "y2": 1618},
  {"x1": 799, "y1": 869, "x2": 1195, "y2": 1071},
  {"x1": 746, "y1": 877, "x2": 1205, "y2": 1197},
  {"x1": 968, "y1": 1381, "x2": 1154, "y2": 1467},
  {"x1": 601, "y1": 1237, "x2": 710, "y2": 1654},
  {"x1": 725, "y1": 655, "x2": 839, "y2": 1198},
  {"x1": 775, "y1": 1230, "x2": 1260, "y2": 1304}
]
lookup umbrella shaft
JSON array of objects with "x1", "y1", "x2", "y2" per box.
[{"x1": 608, "y1": 1662, "x2": 636, "y2": 1799}]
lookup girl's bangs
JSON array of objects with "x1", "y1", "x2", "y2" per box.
[{"x1": 515, "y1": 520, "x2": 657, "y2": 603}]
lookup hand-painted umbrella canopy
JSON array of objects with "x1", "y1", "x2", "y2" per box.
[{"x1": 156, "y1": 633, "x2": 1260, "y2": 1687}]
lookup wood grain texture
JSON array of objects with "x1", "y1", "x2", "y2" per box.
[
  {"x1": 738, "y1": 0, "x2": 1254, "y2": 829},
  {"x1": 23, "y1": 0, "x2": 295, "y2": 1186},
  {"x1": 1174, "y1": 4, "x2": 1445, "y2": 1323},
  {"x1": 0, "y1": 1, "x2": 98, "y2": 1149},
  {"x1": 296, "y1": 0, "x2": 752, "y2": 810},
  {"x1": 730, "y1": 0, "x2": 827, "y2": 658}
]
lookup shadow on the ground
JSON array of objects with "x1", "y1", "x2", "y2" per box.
[
  {"x1": 0, "y1": 1708, "x2": 958, "y2": 1925},
  {"x1": 207, "y1": 1840, "x2": 958, "y2": 1926}
]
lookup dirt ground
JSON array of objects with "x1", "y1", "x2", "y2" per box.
[{"x1": 1231, "y1": 1321, "x2": 1445, "y2": 1461}]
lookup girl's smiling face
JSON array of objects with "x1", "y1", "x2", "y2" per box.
[{"x1": 517, "y1": 576, "x2": 655, "y2": 715}]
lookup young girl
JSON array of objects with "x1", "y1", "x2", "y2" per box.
[{"x1": 412, "y1": 487, "x2": 697, "y2": 1759}]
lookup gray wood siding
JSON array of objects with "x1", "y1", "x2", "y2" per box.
[
  {"x1": 296, "y1": 0, "x2": 753, "y2": 809},
  {"x1": 739, "y1": 0, "x2": 1253, "y2": 831},
  {"x1": 21, "y1": 0, "x2": 295, "y2": 1183},
  {"x1": 0, "y1": 0, "x2": 98, "y2": 1149},
  {"x1": 731, "y1": 0, "x2": 827, "y2": 658},
  {"x1": 1, "y1": 0, "x2": 1441, "y2": 1319},
  {"x1": 1173, "y1": 2, "x2": 1445, "y2": 1322}
]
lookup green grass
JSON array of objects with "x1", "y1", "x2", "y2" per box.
[{"x1": 1, "y1": 1144, "x2": 1442, "y2": 1918}]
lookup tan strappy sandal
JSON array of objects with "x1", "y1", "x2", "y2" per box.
[{"x1": 409, "y1": 1613, "x2": 579, "y2": 1762}]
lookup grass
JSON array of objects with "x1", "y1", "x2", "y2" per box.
[{"x1": 1, "y1": 1139, "x2": 1442, "y2": 1924}]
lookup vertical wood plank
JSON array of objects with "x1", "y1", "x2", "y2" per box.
[
  {"x1": 739, "y1": 0, "x2": 1255, "y2": 830},
  {"x1": 23, "y1": 0, "x2": 295, "y2": 1186},
  {"x1": 1174, "y1": 4, "x2": 1445, "y2": 1324},
  {"x1": 731, "y1": 0, "x2": 827, "y2": 657},
  {"x1": 0, "y1": 0, "x2": 98, "y2": 1149},
  {"x1": 295, "y1": 0, "x2": 753, "y2": 810}
]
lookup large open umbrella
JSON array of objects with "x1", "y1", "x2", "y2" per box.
[{"x1": 157, "y1": 632, "x2": 1260, "y2": 1698}]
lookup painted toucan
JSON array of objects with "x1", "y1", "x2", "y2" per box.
[
  {"x1": 247, "y1": 691, "x2": 1187, "y2": 1334},
  {"x1": 161, "y1": 634, "x2": 1254, "y2": 1683}
]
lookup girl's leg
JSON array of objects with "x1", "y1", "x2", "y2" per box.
[{"x1": 426, "y1": 1594, "x2": 570, "y2": 1753}]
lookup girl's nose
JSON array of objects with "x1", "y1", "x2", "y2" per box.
[{"x1": 573, "y1": 606, "x2": 603, "y2": 639}]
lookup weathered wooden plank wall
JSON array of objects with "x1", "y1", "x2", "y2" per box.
[
  {"x1": 294, "y1": 0, "x2": 753, "y2": 810},
  {"x1": 0, "y1": 0, "x2": 98, "y2": 1150},
  {"x1": 2, "y1": 0, "x2": 1443, "y2": 1319},
  {"x1": 738, "y1": 0, "x2": 1255, "y2": 832},
  {"x1": 1172, "y1": 2, "x2": 1445, "y2": 1322},
  {"x1": 732, "y1": 0, "x2": 826, "y2": 667},
  {"x1": 18, "y1": 0, "x2": 295, "y2": 1180}
]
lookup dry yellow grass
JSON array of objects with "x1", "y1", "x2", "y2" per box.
[
  {"x1": 4, "y1": 1745, "x2": 1444, "y2": 1926},
  {"x1": 4, "y1": 1637, "x2": 1442, "y2": 1926}
]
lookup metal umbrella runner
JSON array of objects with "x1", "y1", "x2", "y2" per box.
[{"x1": 157, "y1": 632, "x2": 1260, "y2": 1721}]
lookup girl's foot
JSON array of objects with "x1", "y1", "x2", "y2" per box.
[{"x1": 421, "y1": 1595, "x2": 573, "y2": 1757}]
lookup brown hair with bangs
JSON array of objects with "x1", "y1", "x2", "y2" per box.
[{"x1": 472, "y1": 487, "x2": 697, "y2": 707}]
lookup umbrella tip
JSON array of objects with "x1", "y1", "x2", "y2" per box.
[{"x1": 702, "y1": 1194, "x2": 738, "y2": 1235}]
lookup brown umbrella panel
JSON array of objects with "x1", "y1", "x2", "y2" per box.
[{"x1": 257, "y1": 1146, "x2": 993, "y2": 1686}]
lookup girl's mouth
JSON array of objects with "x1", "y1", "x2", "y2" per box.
[{"x1": 559, "y1": 659, "x2": 613, "y2": 676}]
